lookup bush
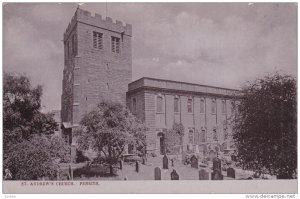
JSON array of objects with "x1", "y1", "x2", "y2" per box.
[{"x1": 76, "y1": 150, "x2": 90, "y2": 163}]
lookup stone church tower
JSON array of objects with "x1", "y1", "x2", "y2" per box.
[{"x1": 61, "y1": 8, "x2": 132, "y2": 143}]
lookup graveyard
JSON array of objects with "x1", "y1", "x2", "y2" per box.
[{"x1": 72, "y1": 153, "x2": 276, "y2": 181}]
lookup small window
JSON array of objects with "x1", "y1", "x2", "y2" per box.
[
  {"x1": 132, "y1": 98, "x2": 137, "y2": 113},
  {"x1": 188, "y1": 129, "x2": 194, "y2": 144},
  {"x1": 222, "y1": 100, "x2": 226, "y2": 114},
  {"x1": 211, "y1": 99, "x2": 216, "y2": 114},
  {"x1": 72, "y1": 34, "x2": 77, "y2": 55},
  {"x1": 111, "y1": 36, "x2": 120, "y2": 53},
  {"x1": 156, "y1": 96, "x2": 163, "y2": 112},
  {"x1": 174, "y1": 97, "x2": 179, "y2": 113},
  {"x1": 200, "y1": 99, "x2": 205, "y2": 113},
  {"x1": 187, "y1": 98, "x2": 193, "y2": 113},
  {"x1": 93, "y1": 32, "x2": 103, "y2": 49}
]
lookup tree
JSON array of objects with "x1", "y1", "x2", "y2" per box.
[
  {"x1": 165, "y1": 123, "x2": 184, "y2": 154},
  {"x1": 3, "y1": 73, "x2": 57, "y2": 152},
  {"x1": 232, "y1": 73, "x2": 297, "y2": 179},
  {"x1": 75, "y1": 100, "x2": 147, "y2": 174},
  {"x1": 4, "y1": 135, "x2": 70, "y2": 180},
  {"x1": 3, "y1": 73, "x2": 69, "y2": 180}
]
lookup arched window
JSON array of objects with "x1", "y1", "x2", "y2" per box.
[
  {"x1": 213, "y1": 128, "x2": 218, "y2": 141},
  {"x1": 132, "y1": 98, "x2": 136, "y2": 113},
  {"x1": 211, "y1": 99, "x2": 216, "y2": 114},
  {"x1": 201, "y1": 128, "x2": 206, "y2": 142},
  {"x1": 187, "y1": 98, "x2": 193, "y2": 113},
  {"x1": 222, "y1": 100, "x2": 226, "y2": 114},
  {"x1": 156, "y1": 96, "x2": 163, "y2": 112},
  {"x1": 224, "y1": 128, "x2": 228, "y2": 140},
  {"x1": 174, "y1": 97, "x2": 179, "y2": 113},
  {"x1": 200, "y1": 98, "x2": 205, "y2": 113},
  {"x1": 188, "y1": 129, "x2": 194, "y2": 144}
]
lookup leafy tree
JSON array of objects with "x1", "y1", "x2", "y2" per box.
[
  {"x1": 3, "y1": 135, "x2": 70, "y2": 180},
  {"x1": 232, "y1": 73, "x2": 297, "y2": 179},
  {"x1": 165, "y1": 123, "x2": 184, "y2": 154},
  {"x1": 75, "y1": 100, "x2": 147, "y2": 174},
  {"x1": 3, "y1": 73, "x2": 57, "y2": 152},
  {"x1": 3, "y1": 73, "x2": 69, "y2": 180}
]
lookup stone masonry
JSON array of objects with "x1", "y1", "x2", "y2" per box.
[{"x1": 61, "y1": 8, "x2": 132, "y2": 140}]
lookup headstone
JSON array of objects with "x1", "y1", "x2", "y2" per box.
[
  {"x1": 171, "y1": 169, "x2": 179, "y2": 180},
  {"x1": 199, "y1": 169, "x2": 209, "y2": 180},
  {"x1": 135, "y1": 161, "x2": 139, "y2": 173},
  {"x1": 227, "y1": 167, "x2": 235, "y2": 179},
  {"x1": 191, "y1": 155, "x2": 199, "y2": 169},
  {"x1": 154, "y1": 167, "x2": 161, "y2": 180},
  {"x1": 213, "y1": 157, "x2": 222, "y2": 172},
  {"x1": 163, "y1": 155, "x2": 168, "y2": 169},
  {"x1": 119, "y1": 160, "x2": 123, "y2": 170},
  {"x1": 211, "y1": 170, "x2": 223, "y2": 180}
]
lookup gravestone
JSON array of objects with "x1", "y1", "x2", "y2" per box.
[
  {"x1": 227, "y1": 167, "x2": 235, "y2": 179},
  {"x1": 135, "y1": 161, "x2": 139, "y2": 173},
  {"x1": 191, "y1": 155, "x2": 199, "y2": 169},
  {"x1": 119, "y1": 160, "x2": 123, "y2": 170},
  {"x1": 163, "y1": 155, "x2": 169, "y2": 169},
  {"x1": 211, "y1": 170, "x2": 223, "y2": 180},
  {"x1": 171, "y1": 169, "x2": 179, "y2": 180},
  {"x1": 154, "y1": 167, "x2": 161, "y2": 180},
  {"x1": 213, "y1": 157, "x2": 222, "y2": 172},
  {"x1": 199, "y1": 169, "x2": 209, "y2": 180}
]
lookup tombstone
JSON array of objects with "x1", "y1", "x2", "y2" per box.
[
  {"x1": 211, "y1": 170, "x2": 223, "y2": 180},
  {"x1": 119, "y1": 160, "x2": 123, "y2": 170},
  {"x1": 227, "y1": 167, "x2": 235, "y2": 179},
  {"x1": 163, "y1": 155, "x2": 169, "y2": 169},
  {"x1": 154, "y1": 167, "x2": 161, "y2": 180},
  {"x1": 135, "y1": 161, "x2": 139, "y2": 173},
  {"x1": 171, "y1": 169, "x2": 179, "y2": 180},
  {"x1": 212, "y1": 157, "x2": 222, "y2": 172},
  {"x1": 171, "y1": 159, "x2": 174, "y2": 167},
  {"x1": 190, "y1": 155, "x2": 199, "y2": 169},
  {"x1": 199, "y1": 169, "x2": 209, "y2": 180}
]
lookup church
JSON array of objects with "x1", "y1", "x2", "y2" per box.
[{"x1": 61, "y1": 8, "x2": 238, "y2": 156}]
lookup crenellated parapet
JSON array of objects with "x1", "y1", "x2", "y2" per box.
[{"x1": 64, "y1": 8, "x2": 132, "y2": 41}]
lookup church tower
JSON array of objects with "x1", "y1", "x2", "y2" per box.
[{"x1": 61, "y1": 8, "x2": 132, "y2": 143}]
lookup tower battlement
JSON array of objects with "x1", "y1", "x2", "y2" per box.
[{"x1": 64, "y1": 8, "x2": 132, "y2": 41}]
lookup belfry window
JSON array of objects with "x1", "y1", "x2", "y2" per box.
[
  {"x1": 93, "y1": 32, "x2": 103, "y2": 49},
  {"x1": 111, "y1": 36, "x2": 120, "y2": 53}
]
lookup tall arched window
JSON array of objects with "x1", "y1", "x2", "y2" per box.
[
  {"x1": 200, "y1": 98, "x2": 205, "y2": 113},
  {"x1": 222, "y1": 100, "x2": 226, "y2": 114},
  {"x1": 211, "y1": 99, "x2": 216, "y2": 114},
  {"x1": 132, "y1": 98, "x2": 136, "y2": 113},
  {"x1": 156, "y1": 96, "x2": 163, "y2": 112},
  {"x1": 174, "y1": 97, "x2": 179, "y2": 113},
  {"x1": 187, "y1": 98, "x2": 193, "y2": 113},
  {"x1": 188, "y1": 129, "x2": 194, "y2": 144},
  {"x1": 213, "y1": 128, "x2": 218, "y2": 141}
]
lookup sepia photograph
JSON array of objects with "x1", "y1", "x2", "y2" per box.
[{"x1": 2, "y1": 2, "x2": 297, "y2": 194}]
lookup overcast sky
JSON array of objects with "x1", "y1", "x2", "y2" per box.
[{"x1": 3, "y1": 3, "x2": 297, "y2": 112}]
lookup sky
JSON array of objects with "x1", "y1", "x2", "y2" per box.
[{"x1": 3, "y1": 3, "x2": 297, "y2": 112}]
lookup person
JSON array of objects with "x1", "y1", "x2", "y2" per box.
[{"x1": 4, "y1": 168, "x2": 12, "y2": 180}]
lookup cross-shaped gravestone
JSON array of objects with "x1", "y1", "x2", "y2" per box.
[
  {"x1": 171, "y1": 169, "x2": 179, "y2": 180},
  {"x1": 199, "y1": 169, "x2": 209, "y2": 180},
  {"x1": 163, "y1": 155, "x2": 169, "y2": 169},
  {"x1": 190, "y1": 155, "x2": 198, "y2": 169},
  {"x1": 211, "y1": 170, "x2": 223, "y2": 180},
  {"x1": 154, "y1": 167, "x2": 161, "y2": 180},
  {"x1": 227, "y1": 167, "x2": 235, "y2": 179},
  {"x1": 213, "y1": 157, "x2": 222, "y2": 172}
]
